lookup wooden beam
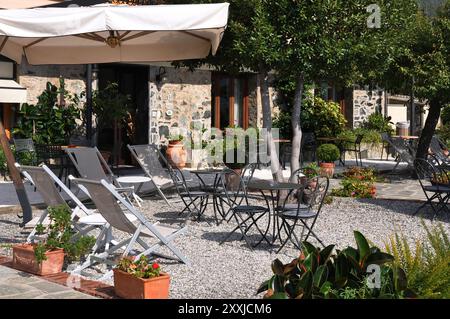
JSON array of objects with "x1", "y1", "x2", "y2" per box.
[{"x1": 0, "y1": 119, "x2": 32, "y2": 225}]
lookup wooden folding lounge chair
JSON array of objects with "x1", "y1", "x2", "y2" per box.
[
  {"x1": 15, "y1": 164, "x2": 107, "y2": 244},
  {"x1": 70, "y1": 178, "x2": 189, "y2": 279},
  {"x1": 127, "y1": 144, "x2": 173, "y2": 206}
]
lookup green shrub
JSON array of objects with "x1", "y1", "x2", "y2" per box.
[
  {"x1": 34, "y1": 205, "x2": 96, "y2": 264},
  {"x1": 273, "y1": 96, "x2": 347, "y2": 139},
  {"x1": 338, "y1": 128, "x2": 382, "y2": 146},
  {"x1": 272, "y1": 111, "x2": 292, "y2": 140},
  {"x1": 301, "y1": 97, "x2": 347, "y2": 138},
  {"x1": 317, "y1": 144, "x2": 340, "y2": 163},
  {"x1": 257, "y1": 231, "x2": 415, "y2": 299},
  {"x1": 13, "y1": 79, "x2": 80, "y2": 145},
  {"x1": 361, "y1": 113, "x2": 394, "y2": 134},
  {"x1": 385, "y1": 221, "x2": 450, "y2": 299}
]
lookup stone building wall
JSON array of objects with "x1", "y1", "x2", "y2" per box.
[
  {"x1": 352, "y1": 89, "x2": 385, "y2": 128},
  {"x1": 17, "y1": 61, "x2": 87, "y2": 105},
  {"x1": 149, "y1": 66, "x2": 212, "y2": 144}
]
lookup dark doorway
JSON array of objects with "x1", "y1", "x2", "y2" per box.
[{"x1": 98, "y1": 63, "x2": 149, "y2": 165}]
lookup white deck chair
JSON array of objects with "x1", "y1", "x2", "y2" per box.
[
  {"x1": 127, "y1": 144, "x2": 173, "y2": 206},
  {"x1": 65, "y1": 146, "x2": 135, "y2": 201},
  {"x1": 15, "y1": 164, "x2": 106, "y2": 243},
  {"x1": 70, "y1": 178, "x2": 189, "y2": 279}
]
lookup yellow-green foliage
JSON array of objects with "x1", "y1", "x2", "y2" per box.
[{"x1": 384, "y1": 221, "x2": 450, "y2": 299}]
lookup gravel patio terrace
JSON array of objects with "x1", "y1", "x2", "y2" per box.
[{"x1": 0, "y1": 194, "x2": 449, "y2": 299}]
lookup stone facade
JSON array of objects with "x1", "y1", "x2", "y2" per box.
[
  {"x1": 148, "y1": 66, "x2": 212, "y2": 144},
  {"x1": 17, "y1": 61, "x2": 87, "y2": 105},
  {"x1": 352, "y1": 89, "x2": 385, "y2": 128}
]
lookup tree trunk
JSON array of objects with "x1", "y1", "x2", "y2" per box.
[
  {"x1": 290, "y1": 75, "x2": 304, "y2": 178},
  {"x1": 259, "y1": 67, "x2": 284, "y2": 182},
  {"x1": 0, "y1": 120, "x2": 32, "y2": 224},
  {"x1": 416, "y1": 99, "x2": 441, "y2": 159}
]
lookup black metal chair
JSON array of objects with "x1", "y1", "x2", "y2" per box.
[
  {"x1": 166, "y1": 164, "x2": 209, "y2": 222},
  {"x1": 300, "y1": 132, "x2": 317, "y2": 166},
  {"x1": 414, "y1": 158, "x2": 450, "y2": 219},
  {"x1": 276, "y1": 174, "x2": 329, "y2": 253},
  {"x1": 218, "y1": 169, "x2": 271, "y2": 250},
  {"x1": 342, "y1": 134, "x2": 364, "y2": 166}
]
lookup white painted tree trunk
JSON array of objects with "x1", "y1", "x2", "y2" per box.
[
  {"x1": 259, "y1": 68, "x2": 284, "y2": 182},
  {"x1": 290, "y1": 75, "x2": 304, "y2": 179}
]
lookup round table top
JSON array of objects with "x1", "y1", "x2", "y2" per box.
[
  {"x1": 248, "y1": 179, "x2": 304, "y2": 190},
  {"x1": 116, "y1": 176, "x2": 152, "y2": 183}
]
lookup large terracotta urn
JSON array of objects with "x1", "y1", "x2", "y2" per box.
[{"x1": 166, "y1": 140, "x2": 187, "y2": 169}]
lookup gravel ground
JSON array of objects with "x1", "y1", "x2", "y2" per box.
[{"x1": 0, "y1": 195, "x2": 449, "y2": 299}]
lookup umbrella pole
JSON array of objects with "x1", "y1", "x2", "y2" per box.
[
  {"x1": 0, "y1": 120, "x2": 32, "y2": 225},
  {"x1": 86, "y1": 64, "x2": 93, "y2": 145}
]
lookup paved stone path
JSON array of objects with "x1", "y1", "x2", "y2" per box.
[{"x1": 0, "y1": 265, "x2": 97, "y2": 299}]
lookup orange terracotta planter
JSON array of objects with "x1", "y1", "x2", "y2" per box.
[
  {"x1": 113, "y1": 269, "x2": 170, "y2": 299},
  {"x1": 166, "y1": 141, "x2": 187, "y2": 169},
  {"x1": 12, "y1": 244, "x2": 64, "y2": 276},
  {"x1": 319, "y1": 162, "x2": 335, "y2": 178}
]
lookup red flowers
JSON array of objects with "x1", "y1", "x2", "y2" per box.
[{"x1": 152, "y1": 262, "x2": 160, "y2": 270}]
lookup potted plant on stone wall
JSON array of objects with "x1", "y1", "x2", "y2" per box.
[
  {"x1": 12, "y1": 205, "x2": 95, "y2": 276},
  {"x1": 113, "y1": 255, "x2": 170, "y2": 299},
  {"x1": 316, "y1": 144, "x2": 340, "y2": 178},
  {"x1": 166, "y1": 134, "x2": 187, "y2": 169}
]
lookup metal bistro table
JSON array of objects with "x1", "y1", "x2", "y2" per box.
[
  {"x1": 190, "y1": 167, "x2": 227, "y2": 224},
  {"x1": 247, "y1": 179, "x2": 305, "y2": 247}
]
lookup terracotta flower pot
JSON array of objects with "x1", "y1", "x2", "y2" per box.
[
  {"x1": 113, "y1": 269, "x2": 170, "y2": 299},
  {"x1": 319, "y1": 162, "x2": 335, "y2": 178},
  {"x1": 166, "y1": 141, "x2": 187, "y2": 169},
  {"x1": 12, "y1": 244, "x2": 64, "y2": 276}
]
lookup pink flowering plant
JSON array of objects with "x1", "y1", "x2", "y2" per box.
[
  {"x1": 332, "y1": 167, "x2": 376, "y2": 199},
  {"x1": 116, "y1": 255, "x2": 161, "y2": 279}
]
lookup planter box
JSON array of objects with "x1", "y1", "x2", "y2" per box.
[
  {"x1": 12, "y1": 244, "x2": 64, "y2": 276},
  {"x1": 113, "y1": 269, "x2": 170, "y2": 299}
]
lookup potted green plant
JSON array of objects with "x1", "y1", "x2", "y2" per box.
[
  {"x1": 316, "y1": 143, "x2": 340, "y2": 178},
  {"x1": 166, "y1": 134, "x2": 187, "y2": 168},
  {"x1": 113, "y1": 255, "x2": 170, "y2": 299},
  {"x1": 12, "y1": 205, "x2": 96, "y2": 276}
]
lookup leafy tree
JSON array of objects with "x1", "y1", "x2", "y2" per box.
[
  {"x1": 382, "y1": 1, "x2": 450, "y2": 159},
  {"x1": 271, "y1": 0, "x2": 418, "y2": 174}
]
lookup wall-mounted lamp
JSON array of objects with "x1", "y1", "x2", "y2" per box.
[{"x1": 156, "y1": 66, "x2": 167, "y2": 84}]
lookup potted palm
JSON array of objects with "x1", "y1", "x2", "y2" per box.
[
  {"x1": 113, "y1": 256, "x2": 170, "y2": 299},
  {"x1": 316, "y1": 143, "x2": 340, "y2": 178},
  {"x1": 12, "y1": 205, "x2": 95, "y2": 276}
]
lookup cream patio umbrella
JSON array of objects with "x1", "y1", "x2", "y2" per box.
[
  {"x1": 0, "y1": 3, "x2": 229, "y2": 223},
  {"x1": 0, "y1": 3, "x2": 229, "y2": 64},
  {"x1": 0, "y1": 1, "x2": 63, "y2": 9}
]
